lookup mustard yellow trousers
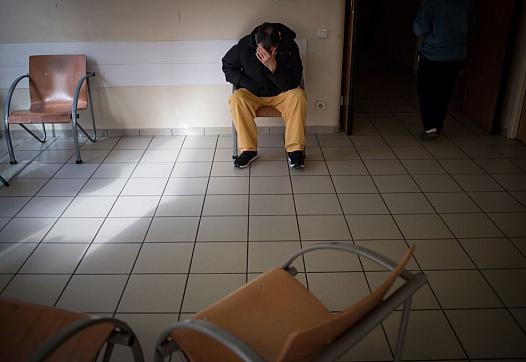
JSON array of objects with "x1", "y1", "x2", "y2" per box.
[{"x1": 229, "y1": 87, "x2": 307, "y2": 152}]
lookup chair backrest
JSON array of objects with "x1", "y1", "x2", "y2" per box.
[
  {"x1": 29, "y1": 54, "x2": 88, "y2": 110},
  {"x1": 276, "y1": 246, "x2": 415, "y2": 362},
  {"x1": 0, "y1": 297, "x2": 113, "y2": 362}
]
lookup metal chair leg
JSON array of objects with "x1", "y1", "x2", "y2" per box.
[
  {"x1": 86, "y1": 77, "x2": 97, "y2": 143},
  {"x1": 3, "y1": 121, "x2": 17, "y2": 164},
  {"x1": 71, "y1": 112, "x2": 83, "y2": 164},
  {"x1": 394, "y1": 297, "x2": 412, "y2": 362},
  {"x1": 20, "y1": 124, "x2": 47, "y2": 143},
  {"x1": 232, "y1": 122, "x2": 238, "y2": 159},
  {"x1": 0, "y1": 175, "x2": 9, "y2": 186}
]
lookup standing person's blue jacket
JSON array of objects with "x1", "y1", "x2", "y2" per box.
[{"x1": 414, "y1": 0, "x2": 477, "y2": 62}]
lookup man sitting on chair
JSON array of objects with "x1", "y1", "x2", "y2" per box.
[{"x1": 223, "y1": 22, "x2": 306, "y2": 168}]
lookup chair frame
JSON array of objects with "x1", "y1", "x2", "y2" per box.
[
  {"x1": 154, "y1": 242, "x2": 427, "y2": 362},
  {"x1": 29, "y1": 316, "x2": 145, "y2": 362},
  {"x1": 0, "y1": 175, "x2": 8, "y2": 186},
  {"x1": 3, "y1": 71, "x2": 98, "y2": 165}
]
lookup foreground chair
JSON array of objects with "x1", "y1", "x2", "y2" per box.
[
  {"x1": 3, "y1": 54, "x2": 97, "y2": 164},
  {"x1": 0, "y1": 297, "x2": 144, "y2": 362},
  {"x1": 155, "y1": 243, "x2": 426, "y2": 362}
]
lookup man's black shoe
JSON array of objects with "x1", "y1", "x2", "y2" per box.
[
  {"x1": 234, "y1": 151, "x2": 258, "y2": 168},
  {"x1": 288, "y1": 151, "x2": 304, "y2": 169}
]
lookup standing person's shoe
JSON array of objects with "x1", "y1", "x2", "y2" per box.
[
  {"x1": 288, "y1": 151, "x2": 304, "y2": 169},
  {"x1": 234, "y1": 151, "x2": 258, "y2": 168},
  {"x1": 420, "y1": 128, "x2": 438, "y2": 140}
]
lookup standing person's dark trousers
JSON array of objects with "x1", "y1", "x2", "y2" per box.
[{"x1": 417, "y1": 55, "x2": 464, "y2": 134}]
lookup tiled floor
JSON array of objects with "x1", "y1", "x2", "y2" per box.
[{"x1": 1, "y1": 113, "x2": 526, "y2": 361}]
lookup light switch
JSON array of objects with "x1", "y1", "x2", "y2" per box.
[{"x1": 317, "y1": 28, "x2": 328, "y2": 39}]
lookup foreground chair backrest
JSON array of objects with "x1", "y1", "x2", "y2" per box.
[
  {"x1": 3, "y1": 54, "x2": 97, "y2": 165},
  {"x1": 154, "y1": 242, "x2": 427, "y2": 362},
  {"x1": 0, "y1": 297, "x2": 144, "y2": 362}
]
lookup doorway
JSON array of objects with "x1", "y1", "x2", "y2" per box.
[{"x1": 341, "y1": 0, "x2": 517, "y2": 135}]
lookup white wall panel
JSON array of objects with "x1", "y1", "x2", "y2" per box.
[{"x1": 0, "y1": 40, "x2": 307, "y2": 88}]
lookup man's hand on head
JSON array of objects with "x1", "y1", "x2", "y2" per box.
[{"x1": 256, "y1": 44, "x2": 277, "y2": 73}]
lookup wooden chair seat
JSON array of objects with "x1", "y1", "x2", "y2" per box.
[
  {"x1": 171, "y1": 268, "x2": 328, "y2": 362},
  {"x1": 9, "y1": 100, "x2": 88, "y2": 124},
  {"x1": 256, "y1": 106, "x2": 282, "y2": 118},
  {"x1": 0, "y1": 298, "x2": 114, "y2": 362},
  {"x1": 9, "y1": 109, "x2": 72, "y2": 124},
  {"x1": 167, "y1": 247, "x2": 415, "y2": 362}
]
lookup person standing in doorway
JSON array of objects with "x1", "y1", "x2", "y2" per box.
[{"x1": 414, "y1": 0, "x2": 476, "y2": 140}]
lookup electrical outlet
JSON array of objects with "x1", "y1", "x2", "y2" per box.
[
  {"x1": 317, "y1": 28, "x2": 328, "y2": 39},
  {"x1": 315, "y1": 101, "x2": 327, "y2": 110}
]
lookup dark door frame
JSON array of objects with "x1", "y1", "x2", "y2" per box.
[{"x1": 340, "y1": 0, "x2": 359, "y2": 135}]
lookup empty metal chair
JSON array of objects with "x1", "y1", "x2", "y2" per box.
[
  {"x1": 3, "y1": 54, "x2": 97, "y2": 164},
  {"x1": 0, "y1": 297, "x2": 144, "y2": 362},
  {"x1": 155, "y1": 243, "x2": 426, "y2": 362}
]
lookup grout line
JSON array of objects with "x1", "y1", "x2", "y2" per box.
[
  {"x1": 176, "y1": 136, "x2": 218, "y2": 320},
  {"x1": 1, "y1": 132, "x2": 526, "y2": 355},
  {"x1": 49, "y1": 136, "x2": 128, "y2": 309},
  {"x1": 366, "y1": 112, "x2": 471, "y2": 359},
  {"x1": 111, "y1": 137, "x2": 184, "y2": 317},
  {"x1": 0, "y1": 138, "x2": 96, "y2": 295}
]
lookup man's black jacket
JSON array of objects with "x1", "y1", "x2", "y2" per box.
[{"x1": 222, "y1": 23, "x2": 303, "y2": 97}]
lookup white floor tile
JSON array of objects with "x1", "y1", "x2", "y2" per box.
[
  {"x1": 0, "y1": 242, "x2": 38, "y2": 273},
  {"x1": 43, "y1": 218, "x2": 104, "y2": 243},
  {"x1": 140, "y1": 149, "x2": 179, "y2": 163},
  {"x1": 92, "y1": 163, "x2": 136, "y2": 178},
  {"x1": 17, "y1": 197, "x2": 73, "y2": 217},
  {"x1": 121, "y1": 178, "x2": 168, "y2": 196},
  {"x1": 15, "y1": 163, "x2": 62, "y2": 178},
  {"x1": 20, "y1": 243, "x2": 88, "y2": 273},
  {"x1": 156, "y1": 195, "x2": 204, "y2": 217},
  {"x1": 57, "y1": 274, "x2": 128, "y2": 313},
  {"x1": 2, "y1": 274, "x2": 69, "y2": 306},
  {"x1": 117, "y1": 274, "x2": 186, "y2": 313},
  {"x1": 76, "y1": 243, "x2": 141, "y2": 274},
  {"x1": 38, "y1": 178, "x2": 87, "y2": 196},
  {"x1": 133, "y1": 243, "x2": 193, "y2": 273},
  {"x1": 62, "y1": 196, "x2": 117, "y2": 217},
  {"x1": 146, "y1": 217, "x2": 199, "y2": 242},
  {"x1": 94, "y1": 218, "x2": 151, "y2": 243},
  {"x1": 131, "y1": 163, "x2": 174, "y2": 178},
  {"x1": 0, "y1": 179, "x2": 47, "y2": 196},
  {"x1": 54, "y1": 163, "x2": 99, "y2": 178},
  {"x1": 0, "y1": 197, "x2": 31, "y2": 217},
  {"x1": 0, "y1": 218, "x2": 56, "y2": 242},
  {"x1": 109, "y1": 196, "x2": 160, "y2": 217},
  {"x1": 79, "y1": 178, "x2": 127, "y2": 196}
]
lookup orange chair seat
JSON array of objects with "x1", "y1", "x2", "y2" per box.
[
  {"x1": 0, "y1": 298, "x2": 114, "y2": 362},
  {"x1": 170, "y1": 247, "x2": 415, "y2": 362},
  {"x1": 172, "y1": 268, "x2": 332, "y2": 362},
  {"x1": 256, "y1": 106, "x2": 282, "y2": 117},
  {"x1": 8, "y1": 106, "x2": 77, "y2": 124}
]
